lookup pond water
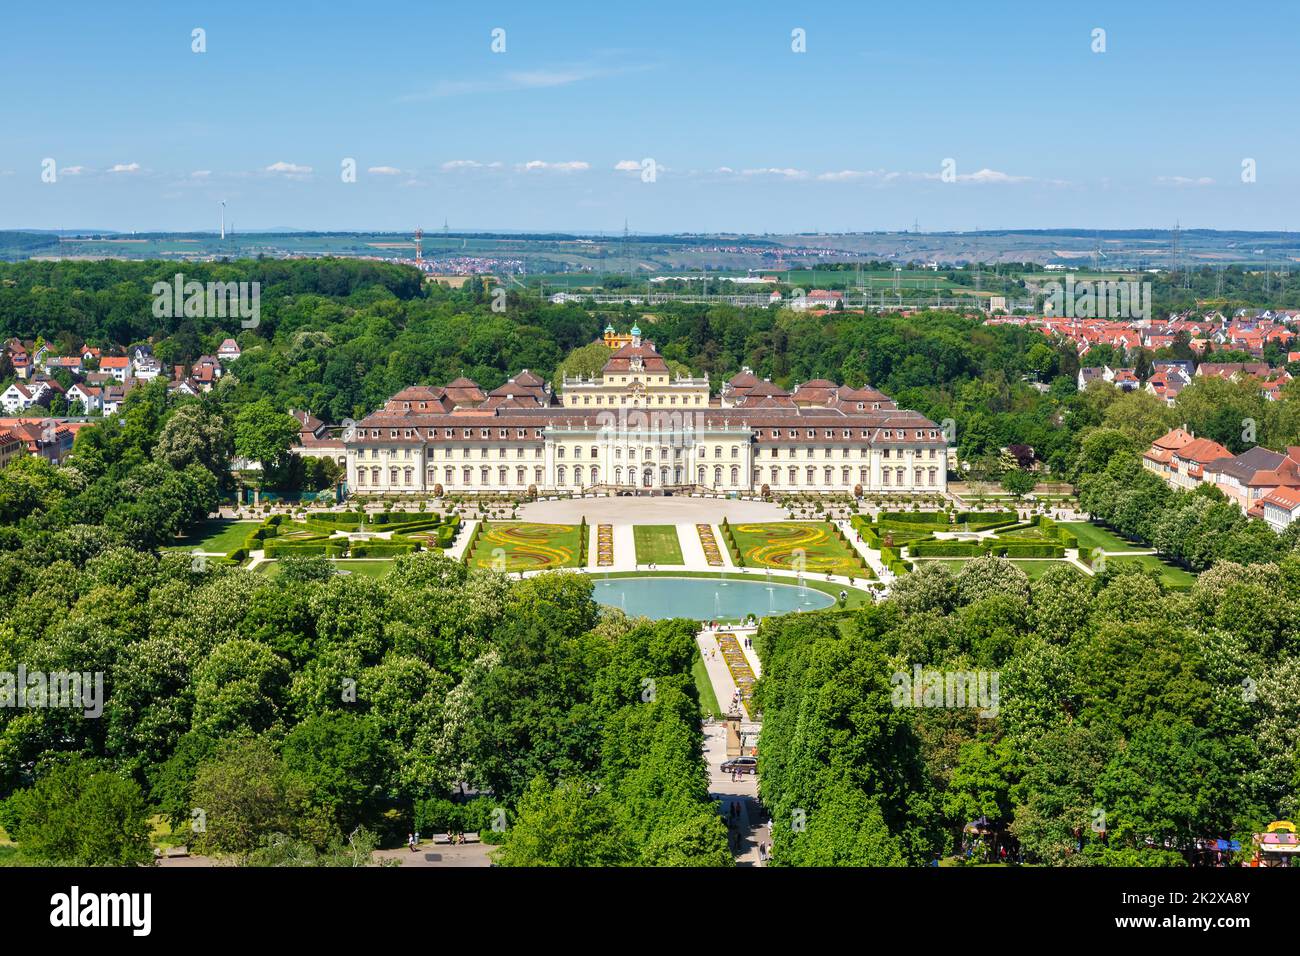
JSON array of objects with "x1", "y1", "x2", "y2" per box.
[{"x1": 592, "y1": 575, "x2": 835, "y2": 620}]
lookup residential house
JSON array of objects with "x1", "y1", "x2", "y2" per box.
[
  {"x1": 217, "y1": 338, "x2": 242, "y2": 362},
  {"x1": 99, "y1": 356, "x2": 132, "y2": 382},
  {"x1": 133, "y1": 356, "x2": 163, "y2": 382},
  {"x1": 191, "y1": 356, "x2": 222, "y2": 391},
  {"x1": 1078, "y1": 366, "x2": 1107, "y2": 389},
  {"x1": 66, "y1": 383, "x2": 103, "y2": 415},
  {"x1": 0, "y1": 382, "x2": 38, "y2": 414}
]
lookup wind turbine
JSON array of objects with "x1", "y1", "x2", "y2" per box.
[{"x1": 220, "y1": 200, "x2": 226, "y2": 241}]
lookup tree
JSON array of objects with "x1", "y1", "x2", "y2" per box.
[
  {"x1": 233, "y1": 400, "x2": 300, "y2": 473},
  {"x1": 1000, "y1": 468, "x2": 1036, "y2": 499},
  {"x1": 154, "y1": 402, "x2": 232, "y2": 477},
  {"x1": 1, "y1": 755, "x2": 152, "y2": 866},
  {"x1": 492, "y1": 777, "x2": 633, "y2": 867},
  {"x1": 190, "y1": 737, "x2": 311, "y2": 856}
]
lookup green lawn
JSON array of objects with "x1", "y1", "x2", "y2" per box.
[
  {"x1": 1060, "y1": 522, "x2": 1146, "y2": 553},
  {"x1": 165, "y1": 520, "x2": 260, "y2": 554},
  {"x1": 1106, "y1": 554, "x2": 1197, "y2": 589},
  {"x1": 633, "y1": 525, "x2": 684, "y2": 565},
  {"x1": 728, "y1": 522, "x2": 868, "y2": 576},
  {"x1": 692, "y1": 653, "x2": 722, "y2": 719},
  {"x1": 260, "y1": 558, "x2": 395, "y2": 579}
]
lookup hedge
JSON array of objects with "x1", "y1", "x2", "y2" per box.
[
  {"x1": 305, "y1": 513, "x2": 363, "y2": 530},
  {"x1": 908, "y1": 541, "x2": 984, "y2": 558},
  {"x1": 878, "y1": 511, "x2": 951, "y2": 526},
  {"x1": 368, "y1": 512, "x2": 435, "y2": 525},
  {"x1": 264, "y1": 540, "x2": 349, "y2": 558},
  {"x1": 351, "y1": 541, "x2": 418, "y2": 557}
]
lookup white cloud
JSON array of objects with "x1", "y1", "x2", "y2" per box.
[
  {"x1": 817, "y1": 169, "x2": 880, "y2": 182},
  {"x1": 108, "y1": 162, "x2": 141, "y2": 174},
  {"x1": 741, "y1": 167, "x2": 808, "y2": 179},
  {"x1": 1156, "y1": 175, "x2": 1215, "y2": 187},
  {"x1": 614, "y1": 160, "x2": 642, "y2": 172},
  {"x1": 190, "y1": 170, "x2": 211, "y2": 179},
  {"x1": 60, "y1": 166, "x2": 86, "y2": 176},
  {"x1": 442, "y1": 160, "x2": 483, "y2": 170},
  {"x1": 367, "y1": 165, "x2": 402, "y2": 175},
  {"x1": 518, "y1": 160, "x2": 590, "y2": 173},
  {"x1": 265, "y1": 161, "x2": 312, "y2": 175},
  {"x1": 958, "y1": 167, "x2": 1030, "y2": 184}
]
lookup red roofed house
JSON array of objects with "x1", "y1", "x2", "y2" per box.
[
  {"x1": 1170, "y1": 436, "x2": 1234, "y2": 491},
  {"x1": 1142, "y1": 427, "x2": 1195, "y2": 481},
  {"x1": 99, "y1": 355, "x2": 132, "y2": 382}
]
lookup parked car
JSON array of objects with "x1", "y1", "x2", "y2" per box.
[{"x1": 721, "y1": 756, "x2": 758, "y2": 775}]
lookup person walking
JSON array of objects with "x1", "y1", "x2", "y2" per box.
[{"x1": 407, "y1": 832, "x2": 416, "y2": 853}]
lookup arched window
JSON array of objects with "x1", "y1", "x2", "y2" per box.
[
  {"x1": 697, "y1": 466, "x2": 705, "y2": 485},
  {"x1": 713, "y1": 466, "x2": 722, "y2": 486},
  {"x1": 575, "y1": 465, "x2": 584, "y2": 485},
  {"x1": 615, "y1": 466, "x2": 622, "y2": 484},
  {"x1": 591, "y1": 466, "x2": 599, "y2": 484},
  {"x1": 557, "y1": 465, "x2": 567, "y2": 485},
  {"x1": 730, "y1": 466, "x2": 739, "y2": 485}
]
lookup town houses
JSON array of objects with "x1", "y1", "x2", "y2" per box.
[
  {"x1": 989, "y1": 308, "x2": 1300, "y2": 404},
  {"x1": 0, "y1": 336, "x2": 247, "y2": 470},
  {"x1": 345, "y1": 328, "x2": 948, "y2": 497},
  {"x1": 1143, "y1": 425, "x2": 1300, "y2": 528}
]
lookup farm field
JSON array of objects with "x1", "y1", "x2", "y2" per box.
[
  {"x1": 467, "y1": 522, "x2": 582, "y2": 571},
  {"x1": 633, "y1": 525, "x2": 684, "y2": 565},
  {"x1": 1060, "y1": 522, "x2": 1148, "y2": 553},
  {"x1": 729, "y1": 522, "x2": 868, "y2": 576}
]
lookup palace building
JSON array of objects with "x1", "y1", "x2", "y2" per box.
[{"x1": 344, "y1": 328, "x2": 948, "y2": 496}]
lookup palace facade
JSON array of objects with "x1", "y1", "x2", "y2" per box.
[{"x1": 344, "y1": 327, "x2": 948, "y2": 496}]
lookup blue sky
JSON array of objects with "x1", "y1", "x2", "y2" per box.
[{"x1": 1, "y1": 0, "x2": 1297, "y2": 233}]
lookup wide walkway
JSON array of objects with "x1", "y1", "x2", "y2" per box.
[{"x1": 696, "y1": 629, "x2": 767, "y2": 867}]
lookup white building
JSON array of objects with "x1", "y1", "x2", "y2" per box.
[{"x1": 345, "y1": 331, "x2": 947, "y2": 497}]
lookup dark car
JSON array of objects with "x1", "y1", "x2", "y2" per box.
[{"x1": 721, "y1": 756, "x2": 758, "y2": 775}]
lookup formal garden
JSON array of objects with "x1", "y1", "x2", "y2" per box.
[
  {"x1": 464, "y1": 520, "x2": 585, "y2": 571},
  {"x1": 721, "y1": 520, "x2": 874, "y2": 579}
]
